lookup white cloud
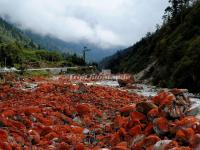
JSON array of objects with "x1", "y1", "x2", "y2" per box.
[{"x1": 0, "y1": 0, "x2": 168, "y2": 49}]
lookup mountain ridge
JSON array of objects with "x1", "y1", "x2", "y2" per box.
[{"x1": 24, "y1": 30, "x2": 121, "y2": 62}]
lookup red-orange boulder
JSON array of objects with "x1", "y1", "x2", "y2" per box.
[
  {"x1": 153, "y1": 117, "x2": 169, "y2": 135},
  {"x1": 76, "y1": 104, "x2": 91, "y2": 115},
  {"x1": 75, "y1": 143, "x2": 84, "y2": 150},
  {"x1": 28, "y1": 129, "x2": 40, "y2": 144},
  {"x1": 129, "y1": 125, "x2": 142, "y2": 137},
  {"x1": 120, "y1": 104, "x2": 135, "y2": 116},
  {"x1": 0, "y1": 129, "x2": 8, "y2": 142}
]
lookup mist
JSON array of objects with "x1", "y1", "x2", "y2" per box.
[{"x1": 0, "y1": 0, "x2": 168, "y2": 49}]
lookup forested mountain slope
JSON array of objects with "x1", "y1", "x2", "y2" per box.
[
  {"x1": 0, "y1": 17, "x2": 85, "y2": 68},
  {"x1": 0, "y1": 17, "x2": 38, "y2": 49},
  {"x1": 102, "y1": 0, "x2": 200, "y2": 93}
]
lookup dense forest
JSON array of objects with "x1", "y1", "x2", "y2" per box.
[
  {"x1": 102, "y1": 0, "x2": 200, "y2": 93},
  {"x1": 0, "y1": 18, "x2": 85, "y2": 68}
]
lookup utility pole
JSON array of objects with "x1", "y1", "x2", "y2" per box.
[
  {"x1": 83, "y1": 46, "x2": 91, "y2": 63},
  {"x1": 4, "y1": 57, "x2": 6, "y2": 68}
]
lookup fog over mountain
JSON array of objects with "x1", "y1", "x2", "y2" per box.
[{"x1": 0, "y1": 0, "x2": 168, "y2": 50}]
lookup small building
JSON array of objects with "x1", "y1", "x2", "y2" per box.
[{"x1": 101, "y1": 69, "x2": 111, "y2": 75}]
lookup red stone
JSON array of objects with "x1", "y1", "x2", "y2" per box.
[
  {"x1": 0, "y1": 142, "x2": 12, "y2": 150},
  {"x1": 75, "y1": 143, "x2": 84, "y2": 150},
  {"x1": 110, "y1": 133, "x2": 121, "y2": 146},
  {"x1": 130, "y1": 111, "x2": 146, "y2": 121},
  {"x1": 169, "y1": 88, "x2": 188, "y2": 95},
  {"x1": 144, "y1": 123, "x2": 154, "y2": 135},
  {"x1": 76, "y1": 104, "x2": 91, "y2": 115},
  {"x1": 120, "y1": 104, "x2": 135, "y2": 116},
  {"x1": 71, "y1": 126, "x2": 84, "y2": 134},
  {"x1": 147, "y1": 108, "x2": 159, "y2": 121},
  {"x1": 0, "y1": 129, "x2": 8, "y2": 142},
  {"x1": 112, "y1": 145, "x2": 129, "y2": 150},
  {"x1": 153, "y1": 117, "x2": 169, "y2": 135},
  {"x1": 1, "y1": 110, "x2": 15, "y2": 117},
  {"x1": 164, "y1": 140, "x2": 179, "y2": 150},
  {"x1": 114, "y1": 115, "x2": 128, "y2": 129},
  {"x1": 58, "y1": 142, "x2": 70, "y2": 150},
  {"x1": 43, "y1": 132, "x2": 58, "y2": 141},
  {"x1": 129, "y1": 125, "x2": 142, "y2": 137},
  {"x1": 28, "y1": 130, "x2": 40, "y2": 144},
  {"x1": 152, "y1": 91, "x2": 175, "y2": 106},
  {"x1": 190, "y1": 134, "x2": 200, "y2": 149},
  {"x1": 143, "y1": 135, "x2": 161, "y2": 148}
]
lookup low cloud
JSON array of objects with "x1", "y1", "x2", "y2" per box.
[{"x1": 0, "y1": 0, "x2": 168, "y2": 49}]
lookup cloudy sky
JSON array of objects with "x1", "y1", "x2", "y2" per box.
[{"x1": 0, "y1": 0, "x2": 168, "y2": 49}]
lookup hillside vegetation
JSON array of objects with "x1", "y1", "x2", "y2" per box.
[
  {"x1": 0, "y1": 18, "x2": 85, "y2": 68},
  {"x1": 102, "y1": 0, "x2": 200, "y2": 93}
]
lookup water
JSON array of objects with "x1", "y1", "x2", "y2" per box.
[
  {"x1": 85, "y1": 80, "x2": 119, "y2": 87},
  {"x1": 133, "y1": 84, "x2": 160, "y2": 97}
]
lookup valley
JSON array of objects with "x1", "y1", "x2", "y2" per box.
[{"x1": 0, "y1": 0, "x2": 200, "y2": 149}]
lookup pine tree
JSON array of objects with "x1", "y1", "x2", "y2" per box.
[{"x1": 169, "y1": 0, "x2": 179, "y2": 17}]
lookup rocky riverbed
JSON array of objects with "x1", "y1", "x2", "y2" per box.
[{"x1": 0, "y1": 76, "x2": 200, "y2": 149}]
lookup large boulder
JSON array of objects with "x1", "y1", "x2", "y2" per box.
[
  {"x1": 136, "y1": 101, "x2": 157, "y2": 115},
  {"x1": 153, "y1": 89, "x2": 191, "y2": 118},
  {"x1": 118, "y1": 76, "x2": 135, "y2": 87},
  {"x1": 153, "y1": 117, "x2": 169, "y2": 135},
  {"x1": 76, "y1": 103, "x2": 91, "y2": 115}
]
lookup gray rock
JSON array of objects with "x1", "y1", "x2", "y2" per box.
[
  {"x1": 52, "y1": 138, "x2": 59, "y2": 143},
  {"x1": 136, "y1": 101, "x2": 157, "y2": 115},
  {"x1": 153, "y1": 140, "x2": 172, "y2": 150},
  {"x1": 73, "y1": 117, "x2": 82, "y2": 125},
  {"x1": 186, "y1": 98, "x2": 200, "y2": 116},
  {"x1": 130, "y1": 134, "x2": 146, "y2": 148},
  {"x1": 83, "y1": 128, "x2": 90, "y2": 134}
]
